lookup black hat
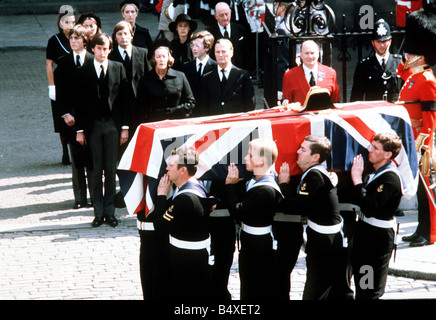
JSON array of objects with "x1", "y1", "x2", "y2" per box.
[
  {"x1": 119, "y1": 0, "x2": 140, "y2": 9},
  {"x1": 77, "y1": 12, "x2": 102, "y2": 30},
  {"x1": 372, "y1": 19, "x2": 392, "y2": 41},
  {"x1": 403, "y1": 1, "x2": 436, "y2": 66},
  {"x1": 147, "y1": 37, "x2": 172, "y2": 60},
  {"x1": 168, "y1": 14, "x2": 198, "y2": 34}
]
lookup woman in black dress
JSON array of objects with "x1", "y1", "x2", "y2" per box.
[
  {"x1": 120, "y1": 0, "x2": 153, "y2": 50},
  {"x1": 46, "y1": 6, "x2": 76, "y2": 165},
  {"x1": 136, "y1": 44, "x2": 195, "y2": 122},
  {"x1": 168, "y1": 14, "x2": 197, "y2": 71}
]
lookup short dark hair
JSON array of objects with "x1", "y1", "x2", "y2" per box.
[
  {"x1": 172, "y1": 148, "x2": 198, "y2": 176},
  {"x1": 90, "y1": 33, "x2": 113, "y2": 50},
  {"x1": 305, "y1": 135, "x2": 332, "y2": 164},
  {"x1": 373, "y1": 132, "x2": 402, "y2": 159}
]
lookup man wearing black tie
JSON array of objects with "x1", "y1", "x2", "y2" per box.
[
  {"x1": 56, "y1": 24, "x2": 94, "y2": 210},
  {"x1": 74, "y1": 33, "x2": 130, "y2": 228},
  {"x1": 350, "y1": 19, "x2": 402, "y2": 102},
  {"x1": 183, "y1": 30, "x2": 217, "y2": 116},
  {"x1": 198, "y1": 38, "x2": 255, "y2": 116},
  {"x1": 206, "y1": 2, "x2": 250, "y2": 70}
]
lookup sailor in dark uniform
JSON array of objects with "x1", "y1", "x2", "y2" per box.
[
  {"x1": 279, "y1": 135, "x2": 347, "y2": 300},
  {"x1": 350, "y1": 19, "x2": 402, "y2": 103},
  {"x1": 151, "y1": 148, "x2": 215, "y2": 300},
  {"x1": 225, "y1": 138, "x2": 282, "y2": 300},
  {"x1": 350, "y1": 132, "x2": 403, "y2": 300}
]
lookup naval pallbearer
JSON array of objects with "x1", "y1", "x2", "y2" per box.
[
  {"x1": 350, "y1": 132, "x2": 403, "y2": 300},
  {"x1": 151, "y1": 148, "x2": 216, "y2": 300},
  {"x1": 397, "y1": 0, "x2": 436, "y2": 247},
  {"x1": 279, "y1": 136, "x2": 347, "y2": 300}
]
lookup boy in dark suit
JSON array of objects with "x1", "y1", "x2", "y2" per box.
[
  {"x1": 74, "y1": 33, "x2": 130, "y2": 227},
  {"x1": 183, "y1": 30, "x2": 217, "y2": 114}
]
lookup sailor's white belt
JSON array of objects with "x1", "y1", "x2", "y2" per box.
[
  {"x1": 137, "y1": 221, "x2": 155, "y2": 231},
  {"x1": 361, "y1": 216, "x2": 396, "y2": 229},
  {"x1": 169, "y1": 235, "x2": 211, "y2": 250},
  {"x1": 210, "y1": 209, "x2": 231, "y2": 217},
  {"x1": 274, "y1": 212, "x2": 302, "y2": 223},
  {"x1": 307, "y1": 219, "x2": 343, "y2": 234},
  {"x1": 241, "y1": 223, "x2": 272, "y2": 235}
]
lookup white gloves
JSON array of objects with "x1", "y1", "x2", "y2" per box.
[{"x1": 48, "y1": 85, "x2": 56, "y2": 101}]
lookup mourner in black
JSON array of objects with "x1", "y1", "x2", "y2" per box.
[
  {"x1": 198, "y1": 38, "x2": 255, "y2": 116},
  {"x1": 120, "y1": 0, "x2": 153, "y2": 50},
  {"x1": 350, "y1": 19, "x2": 402, "y2": 103},
  {"x1": 169, "y1": 14, "x2": 197, "y2": 71},
  {"x1": 225, "y1": 138, "x2": 282, "y2": 300},
  {"x1": 183, "y1": 30, "x2": 217, "y2": 111},
  {"x1": 109, "y1": 21, "x2": 151, "y2": 144},
  {"x1": 150, "y1": 148, "x2": 215, "y2": 300},
  {"x1": 279, "y1": 135, "x2": 346, "y2": 300},
  {"x1": 136, "y1": 45, "x2": 195, "y2": 122},
  {"x1": 55, "y1": 24, "x2": 93, "y2": 210},
  {"x1": 207, "y1": 2, "x2": 250, "y2": 70},
  {"x1": 74, "y1": 33, "x2": 130, "y2": 228},
  {"x1": 350, "y1": 132, "x2": 403, "y2": 300},
  {"x1": 46, "y1": 7, "x2": 76, "y2": 165}
]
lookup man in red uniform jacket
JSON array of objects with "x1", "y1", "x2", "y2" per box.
[
  {"x1": 398, "y1": 1, "x2": 436, "y2": 246},
  {"x1": 282, "y1": 40, "x2": 340, "y2": 106}
]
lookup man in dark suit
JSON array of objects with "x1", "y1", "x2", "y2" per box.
[
  {"x1": 198, "y1": 38, "x2": 255, "y2": 116},
  {"x1": 350, "y1": 19, "x2": 402, "y2": 103},
  {"x1": 206, "y1": 1, "x2": 250, "y2": 70},
  {"x1": 74, "y1": 33, "x2": 131, "y2": 228},
  {"x1": 55, "y1": 24, "x2": 94, "y2": 210},
  {"x1": 182, "y1": 30, "x2": 217, "y2": 115},
  {"x1": 109, "y1": 21, "x2": 151, "y2": 139}
]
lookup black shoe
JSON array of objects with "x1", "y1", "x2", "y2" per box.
[
  {"x1": 394, "y1": 209, "x2": 405, "y2": 217},
  {"x1": 402, "y1": 232, "x2": 420, "y2": 242},
  {"x1": 105, "y1": 216, "x2": 119, "y2": 227},
  {"x1": 91, "y1": 217, "x2": 105, "y2": 227},
  {"x1": 409, "y1": 235, "x2": 430, "y2": 247}
]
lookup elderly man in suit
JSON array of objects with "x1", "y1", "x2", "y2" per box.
[
  {"x1": 282, "y1": 40, "x2": 341, "y2": 105},
  {"x1": 74, "y1": 33, "x2": 130, "y2": 228},
  {"x1": 198, "y1": 38, "x2": 255, "y2": 116},
  {"x1": 206, "y1": 2, "x2": 250, "y2": 70}
]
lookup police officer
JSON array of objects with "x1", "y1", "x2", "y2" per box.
[{"x1": 350, "y1": 19, "x2": 402, "y2": 103}]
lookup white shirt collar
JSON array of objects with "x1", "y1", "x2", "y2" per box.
[
  {"x1": 118, "y1": 44, "x2": 132, "y2": 59},
  {"x1": 219, "y1": 23, "x2": 230, "y2": 36},
  {"x1": 218, "y1": 63, "x2": 232, "y2": 80},
  {"x1": 94, "y1": 59, "x2": 108, "y2": 77},
  {"x1": 73, "y1": 49, "x2": 87, "y2": 66},
  {"x1": 302, "y1": 63, "x2": 318, "y2": 83},
  {"x1": 375, "y1": 52, "x2": 389, "y2": 66},
  {"x1": 196, "y1": 55, "x2": 210, "y2": 67}
]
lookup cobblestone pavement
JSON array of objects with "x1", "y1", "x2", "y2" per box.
[{"x1": 0, "y1": 39, "x2": 436, "y2": 302}]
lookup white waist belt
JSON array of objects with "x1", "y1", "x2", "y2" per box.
[
  {"x1": 241, "y1": 223, "x2": 272, "y2": 235},
  {"x1": 274, "y1": 212, "x2": 302, "y2": 223},
  {"x1": 307, "y1": 219, "x2": 342, "y2": 234},
  {"x1": 362, "y1": 216, "x2": 396, "y2": 229},
  {"x1": 137, "y1": 221, "x2": 155, "y2": 231},
  {"x1": 169, "y1": 235, "x2": 211, "y2": 250},
  {"x1": 210, "y1": 209, "x2": 231, "y2": 217}
]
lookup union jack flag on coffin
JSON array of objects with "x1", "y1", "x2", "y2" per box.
[{"x1": 117, "y1": 101, "x2": 418, "y2": 216}]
